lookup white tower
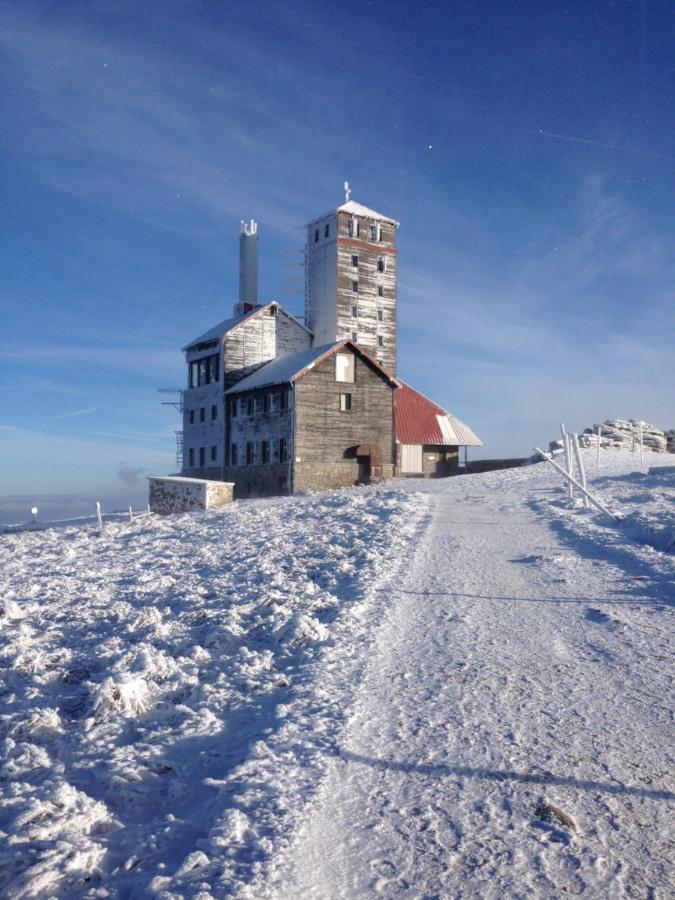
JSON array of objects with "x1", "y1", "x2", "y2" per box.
[{"x1": 234, "y1": 219, "x2": 259, "y2": 316}]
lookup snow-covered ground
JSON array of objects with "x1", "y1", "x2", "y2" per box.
[{"x1": 1, "y1": 449, "x2": 673, "y2": 898}]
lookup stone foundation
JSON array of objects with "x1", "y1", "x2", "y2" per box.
[{"x1": 148, "y1": 476, "x2": 234, "y2": 515}]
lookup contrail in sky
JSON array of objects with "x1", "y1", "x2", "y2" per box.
[
  {"x1": 534, "y1": 129, "x2": 675, "y2": 161},
  {"x1": 52, "y1": 406, "x2": 97, "y2": 420}
]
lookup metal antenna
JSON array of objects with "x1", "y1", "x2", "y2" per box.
[{"x1": 344, "y1": 181, "x2": 351, "y2": 202}]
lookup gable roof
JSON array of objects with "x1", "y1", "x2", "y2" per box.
[
  {"x1": 305, "y1": 199, "x2": 399, "y2": 228},
  {"x1": 225, "y1": 339, "x2": 397, "y2": 394},
  {"x1": 394, "y1": 381, "x2": 483, "y2": 447},
  {"x1": 182, "y1": 302, "x2": 312, "y2": 352}
]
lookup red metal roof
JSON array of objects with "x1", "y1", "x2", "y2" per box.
[{"x1": 394, "y1": 381, "x2": 483, "y2": 447}]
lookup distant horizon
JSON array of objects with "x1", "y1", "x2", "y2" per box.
[{"x1": 2, "y1": 0, "x2": 673, "y2": 515}]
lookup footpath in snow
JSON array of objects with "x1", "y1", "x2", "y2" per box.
[
  {"x1": 264, "y1": 451, "x2": 674, "y2": 899},
  {"x1": 1, "y1": 449, "x2": 673, "y2": 898}
]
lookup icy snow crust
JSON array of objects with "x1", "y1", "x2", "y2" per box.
[
  {"x1": 0, "y1": 487, "x2": 427, "y2": 897},
  {"x1": 1, "y1": 451, "x2": 674, "y2": 898}
]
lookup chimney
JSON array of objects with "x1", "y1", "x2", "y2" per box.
[{"x1": 235, "y1": 219, "x2": 259, "y2": 315}]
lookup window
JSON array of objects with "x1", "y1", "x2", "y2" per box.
[
  {"x1": 351, "y1": 281, "x2": 358, "y2": 293},
  {"x1": 378, "y1": 335, "x2": 384, "y2": 347},
  {"x1": 279, "y1": 391, "x2": 288, "y2": 411},
  {"x1": 199, "y1": 447, "x2": 205, "y2": 467},
  {"x1": 340, "y1": 392, "x2": 352, "y2": 412},
  {"x1": 351, "y1": 306, "x2": 358, "y2": 318},
  {"x1": 378, "y1": 308, "x2": 384, "y2": 321},
  {"x1": 188, "y1": 448, "x2": 194, "y2": 467},
  {"x1": 200, "y1": 407, "x2": 205, "y2": 423},
  {"x1": 231, "y1": 398, "x2": 237, "y2": 417},
  {"x1": 211, "y1": 404, "x2": 217, "y2": 421},
  {"x1": 210, "y1": 445, "x2": 217, "y2": 462},
  {"x1": 377, "y1": 256, "x2": 387, "y2": 273},
  {"x1": 370, "y1": 223, "x2": 377, "y2": 241},
  {"x1": 324, "y1": 223, "x2": 330, "y2": 238},
  {"x1": 261, "y1": 440, "x2": 270, "y2": 464},
  {"x1": 246, "y1": 441, "x2": 254, "y2": 465},
  {"x1": 352, "y1": 331, "x2": 358, "y2": 342},
  {"x1": 189, "y1": 410, "x2": 194, "y2": 424},
  {"x1": 247, "y1": 397, "x2": 254, "y2": 416},
  {"x1": 231, "y1": 443, "x2": 238, "y2": 465},
  {"x1": 314, "y1": 228, "x2": 319, "y2": 243},
  {"x1": 278, "y1": 475, "x2": 288, "y2": 491},
  {"x1": 347, "y1": 217, "x2": 359, "y2": 237},
  {"x1": 351, "y1": 255, "x2": 358, "y2": 267},
  {"x1": 378, "y1": 285, "x2": 384, "y2": 297},
  {"x1": 264, "y1": 393, "x2": 271, "y2": 413},
  {"x1": 256, "y1": 396, "x2": 264, "y2": 413},
  {"x1": 189, "y1": 353, "x2": 220, "y2": 388},
  {"x1": 279, "y1": 437, "x2": 288, "y2": 462},
  {"x1": 335, "y1": 352, "x2": 355, "y2": 382}
]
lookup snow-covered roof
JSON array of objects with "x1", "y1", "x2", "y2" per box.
[
  {"x1": 305, "y1": 199, "x2": 399, "y2": 228},
  {"x1": 394, "y1": 381, "x2": 483, "y2": 447},
  {"x1": 182, "y1": 302, "x2": 311, "y2": 352},
  {"x1": 226, "y1": 339, "x2": 397, "y2": 394}
]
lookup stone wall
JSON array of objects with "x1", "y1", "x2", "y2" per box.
[{"x1": 148, "y1": 477, "x2": 234, "y2": 515}]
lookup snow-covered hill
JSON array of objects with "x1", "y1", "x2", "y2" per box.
[{"x1": 1, "y1": 450, "x2": 673, "y2": 898}]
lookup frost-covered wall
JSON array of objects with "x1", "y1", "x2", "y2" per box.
[{"x1": 148, "y1": 477, "x2": 234, "y2": 514}]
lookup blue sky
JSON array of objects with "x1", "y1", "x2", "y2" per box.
[{"x1": 1, "y1": 0, "x2": 673, "y2": 521}]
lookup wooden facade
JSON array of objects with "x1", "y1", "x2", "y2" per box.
[
  {"x1": 223, "y1": 343, "x2": 396, "y2": 498},
  {"x1": 182, "y1": 303, "x2": 311, "y2": 479}
]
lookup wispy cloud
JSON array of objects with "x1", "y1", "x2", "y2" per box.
[
  {"x1": 534, "y1": 129, "x2": 675, "y2": 162},
  {"x1": 52, "y1": 406, "x2": 97, "y2": 421}
]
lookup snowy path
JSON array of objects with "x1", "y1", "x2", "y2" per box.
[{"x1": 266, "y1": 466, "x2": 674, "y2": 898}]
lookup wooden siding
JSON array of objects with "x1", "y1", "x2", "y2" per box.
[
  {"x1": 293, "y1": 348, "x2": 394, "y2": 492},
  {"x1": 223, "y1": 387, "x2": 294, "y2": 497},
  {"x1": 223, "y1": 307, "x2": 311, "y2": 388}
]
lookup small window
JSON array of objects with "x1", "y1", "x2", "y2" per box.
[
  {"x1": 256, "y1": 396, "x2": 264, "y2": 413},
  {"x1": 246, "y1": 441, "x2": 254, "y2": 465},
  {"x1": 279, "y1": 437, "x2": 288, "y2": 462},
  {"x1": 211, "y1": 404, "x2": 217, "y2": 421},
  {"x1": 261, "y1": 440, "x2": 270, "y2": 464},
  {"x1": 378, "y1": 335, "x2": 384, "y2": 347},
  {"x1": 348, "y1": 217, "x2": 358, "y2": 237},
  {"x1": 200, "y1": 407, "x2": 205, "y2": 423},
  {"x1": 314, "y1": 228, "x2": 319, "y2": 243},
  {"x1": 377, "y1": 308, "x2": 384, "y2": 321},
  {"x1": 324, "y1": 223, "x2": 330, "y2": 238},
  {"x1": 188, "y1": 448, "x2": 194, "y2": 467},
  {"x1": 231, "y1": 398, "x2": 237, "y2": 417},
  {"x1": 264, "y1": 393, "x2": 271, "y2": 413},
  {"x1": 378, "y1": 285, "x2": 384, "y2": 297},
  {"x1": 210, "y1": 445, "x2": 217, "y2": 462},
  {"x1": 231, "y1": 443, "x2": 238, "y2": 465},
  {"x1": 351, "y1": 305, "x2": 358, "y2": 318},
  {"x1": 377, "y1": 256, "x2": 386, "y2": 273},
  {"x1": 370, "y1": 223, "x2": 377, "y2": 241},
  {"x1": 279, "y1": 391, "x2": 288, "y2": 411},
  {"x1": 352, "y1": 331, "x2": 358, "y2": 342},
  {"x1": 199, "y1": 447, "x2": 205, "y2": 467},
  {"x1": 351, "y1": 281, "x2": 358, "y2": 293},
  {"x1": 247, "y1": 397, "x2": 254, "y2": 416},
  {"x1": 376, "y1": 223, "x2": 382, "y2": 241},
  {"x1": 189, "y1": 410, "x2": 194, "y2": 425},
  {"x1": 340, "y1": 392, "x2": 352, "y2": 412},
  {"x1": 351, "y1": 255, "x2": 358, "y2": 267},
  {"x1": 335, "y1": 352, "x2": 355, "y2": 383}
]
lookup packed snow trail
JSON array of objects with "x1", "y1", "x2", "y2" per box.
[{"x1": 264, "y1": 461, "x2": 674, "y2": 898}]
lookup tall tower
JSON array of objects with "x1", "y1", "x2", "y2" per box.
[
  {"x1": 234, "y1": 219, "x2": 259, "y2": 316},
  {"x1": 305, "y1": 186, "x2": 399, "y2": 374}
]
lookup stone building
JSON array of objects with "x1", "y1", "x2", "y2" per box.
[{"x1": 175, "y1": 187, "x2": 482, "y2": 496}]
